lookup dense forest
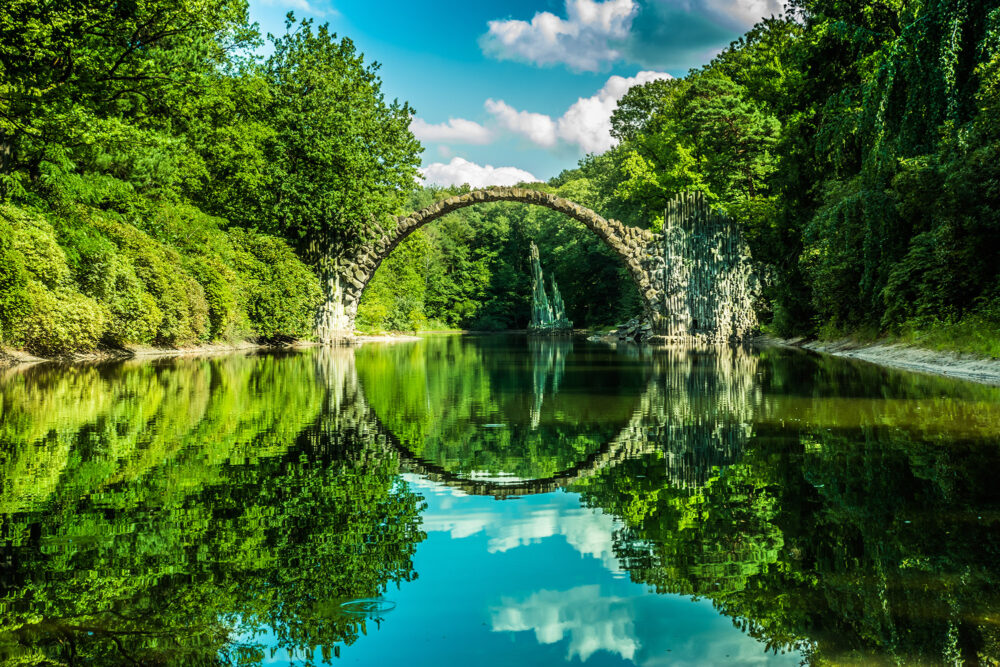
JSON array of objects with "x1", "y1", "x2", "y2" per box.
[{"x1": 1, "y1": 0, "x2": 998, "y2": 354}]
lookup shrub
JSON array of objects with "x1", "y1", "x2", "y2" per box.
[
  {"x1": 0, "y1": 217, "x2": 29, "y2": 344},
  {"x1": 144, "y1": 203, "x2": 249, "y2": 340},
  {"x1": 2, "y1": 206, "x2": 71, "y2": 289},
  {"x1": 54, "y1": 222, "x2": 162, "y2": 346},
  {"x1": 12, "y1": 283, "x2": 106, "y2": 356},
  {"x1": 229, "y1": 228, "x2": 321, "y2": 341},
  {"x1": 88, "y1": 213, "x2": 210, "y2": 345}
]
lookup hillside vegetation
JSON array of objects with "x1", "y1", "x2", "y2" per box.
[
  {"x1": 366, "y1": 2, "x2": 1000, "y2": 356},
  {"x1": 0, "y1": 1, "x2": 419, "y2": 355}
]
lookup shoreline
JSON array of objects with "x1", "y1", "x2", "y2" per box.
[
  {"x1": 0, "y1": 340, "x2": 324, "y2": 369},
  {"x1": 759, "y1": 336, "x2": 1000, "y2": 386},
  {"x1": 0, "y1": 334, "x2": 428, "y2": 369}
]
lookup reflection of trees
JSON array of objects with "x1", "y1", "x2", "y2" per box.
[
  {"x1": 577, "y1": 347, "x2": 1000, "y2": 664},
  {"x1": 0, "y1": 352, "x2": 424, "y2": 665},
  {"x1": 358, "y1": 336, "x2": 647, "y2": 481}
]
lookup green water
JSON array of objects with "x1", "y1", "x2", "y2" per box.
[{"x1": 1, "y1": 336, "x2": 1000, "y2": 666}]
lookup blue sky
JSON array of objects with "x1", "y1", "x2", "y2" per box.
[{"x1": 247, "y1": 0, "x2": 784, "y2": 185}]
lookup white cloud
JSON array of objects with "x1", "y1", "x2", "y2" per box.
[
  {"x1": 409, "y1": 474, "x2": 624, "y2": 574},
  {"x1": 492, "y1": 585, "x2": 804, "y2": 667},
  {"x1": 703, "y1": 0, "x2": 784, "y2": 29},
  {"x1": 411, "y1": 117, "x2": 493, "y2": 145},
  {"x1": 484, "y1": 100, "x2": 558, "y2": 148},
  {"x1": 485, "y1": 70, "x2": 672, "y2": 154},
  {"x1": 492, "y1": 586, "x2": 639, "y2": 662},
  {"x1": 481, "y1": 0, "x2": 638, "y2": 72},
  {"x1": 558, "y1": 70, "x2": 672, "y2": 152},
  {"x1": 419, "y1": 158, "x2": 539, "y2": 188}
]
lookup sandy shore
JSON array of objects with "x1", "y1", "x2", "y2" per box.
[
  {"x1": 353, "y1": 334, "x2": 422, "y2": 343},
  {"x1": 761, "y1": 336, "x2": 1000, "y2": 386}
]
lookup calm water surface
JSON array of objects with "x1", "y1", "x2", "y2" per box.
[{"x1": 2, "y1": 336, "x2": 1000, "y2": 665}]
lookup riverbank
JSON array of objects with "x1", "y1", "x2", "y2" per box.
[
  {"x1": 0, "y1": 333, "x2": 432, "y2": 368},
  {"x1": 8, "y1": 332, "x2": 1000, "y2": 387},
  {"x1": 761, "y1": 336, "x2": 1000, "y2": 386}
]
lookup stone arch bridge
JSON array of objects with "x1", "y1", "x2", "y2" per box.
[{"x1": 316, "y1": 188, "x2": 758, "y2": 342}]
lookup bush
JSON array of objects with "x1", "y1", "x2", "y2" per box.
[
  {"x1": 0, "y1": 217, "x2": 29, "y2": 344},
  {"x1": 2, "y1": 206, "x2": 71, "y2": 290},
  {"x1": 55, "y1": 222, "x2": 163, "y2": 345},
  {"x1": 88, "y1": 212, "x2": 210, "y2": 345},
  {"x1": 12, "y1": 283, "x2": 106, "y2": 356},
  {"x1": 468, "y1": 314, "x2": 509, "y2": 332},
  {"x1": 1, "y1": 202, "x2": 321, "y2": 354},
  {"x1": 229, "y1": 228, "x2": 321, "y2": 341}
]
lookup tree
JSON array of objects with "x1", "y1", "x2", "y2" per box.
[
  {"x1": 259, "y1": 16, "x2": 422, "y2": 253},
  {"x1": 0, "y1": 0, "x2": 250, "y2": 198}
]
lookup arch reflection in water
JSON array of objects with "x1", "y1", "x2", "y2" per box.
[{"x1": 571, "y1": 345, "x2": 1000, "y2": 665}]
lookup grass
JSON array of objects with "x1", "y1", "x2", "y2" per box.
[
  {"x1": 808, "y1": 311, "x2": 1000, "y2": 360},
  {"x1": 888, "y1": 313, "x2": 1000, "y2": 359},
  {"x1": 767, "y1": 304, "x2": 1000, "y2": 360}
]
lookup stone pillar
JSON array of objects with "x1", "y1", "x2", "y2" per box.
[
  {"x1": 655, "y1": 192, "x2": 758, "y2": 342},
  {"x1": 316, "y1": 273, "x2": 356, "y2": 344},
  {"x1": 528, "y1": 243, "x2": 554, "y2": 331},
  {"x1": 528, "y1": 242, "x2": 572, "y2": 334},
  {"x1": 313, "y1": 232, "x2": 363, "y2": 344}
]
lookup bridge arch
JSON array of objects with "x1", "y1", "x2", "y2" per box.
[{"x1": 315, "y1": 187, "x2": 665, "y2": 342}]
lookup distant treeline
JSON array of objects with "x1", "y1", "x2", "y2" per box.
[{"x1": 2, "y1": 1, "x2": 999, "y2": 353}]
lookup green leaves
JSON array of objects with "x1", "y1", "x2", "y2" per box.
[
  {"x1": 0, "y1": 0, "x2": 250, "y2": 197},
  {"x1": 257, "y1": 18, "x2": 421, "y2": 248}
]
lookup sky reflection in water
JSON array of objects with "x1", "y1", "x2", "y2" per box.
[{"x1": 325, "y1": 475, "x2": 799, "y2": 666}]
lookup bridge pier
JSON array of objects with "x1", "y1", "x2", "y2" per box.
[{"x1": 316, "y1": 275, "x2": 358, "y2": 344}]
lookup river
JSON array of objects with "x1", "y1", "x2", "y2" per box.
[{"x1": 1, "y1": 335, "x2": 999, "y2": 665}]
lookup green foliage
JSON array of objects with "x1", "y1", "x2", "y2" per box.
[
  {"x1": 358, "y1": 182, "x2": 645, "y2": 332},
  {"x1": 229, "y1": 228, "x2": 323, "y2": 341},
  {"x1": 0, "y1": 205, "x2": 107, "y2": 354},
  {"x1": 188, "y1": 16, "x2": 422, "y2": 255},
  {"x1": 573, "y1": 2, "x2": 1000, "y2": 344},
  {"x1": 9, "y1": 282, "x2": 106, "y2": 356},
  {"x1": 88, "y1": 212, "x2": 211, "y2": 346},
  {"x1": 0, "y1": 217, "x2": 28, "y2": 342},
  {"x1": 0, "y1": 202, "x2": 320, "y2": 354},
  {"x1": 357, "y1": 336, "x2": 647, "y2": 479},
  {"x1": 0, "y1": 0, "x2": 252, "y2": 198},
  {"x1": 0, "y1": 352, "x2": 424, "y2": 663},
  {"x1": 0, "y1": 0, "x2": 416, "y2": 353},
  {"x1": 574, "y1": 347, "x2": 1000, "y2": 663}
]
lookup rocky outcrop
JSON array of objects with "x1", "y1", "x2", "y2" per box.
[{"x1": 528, "y1": 242, "x2": 572, "y2": 334}]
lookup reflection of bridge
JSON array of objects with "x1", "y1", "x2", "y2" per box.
[{"x1": 313, "y1": 343, "x2": 760, "y2": 498}]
